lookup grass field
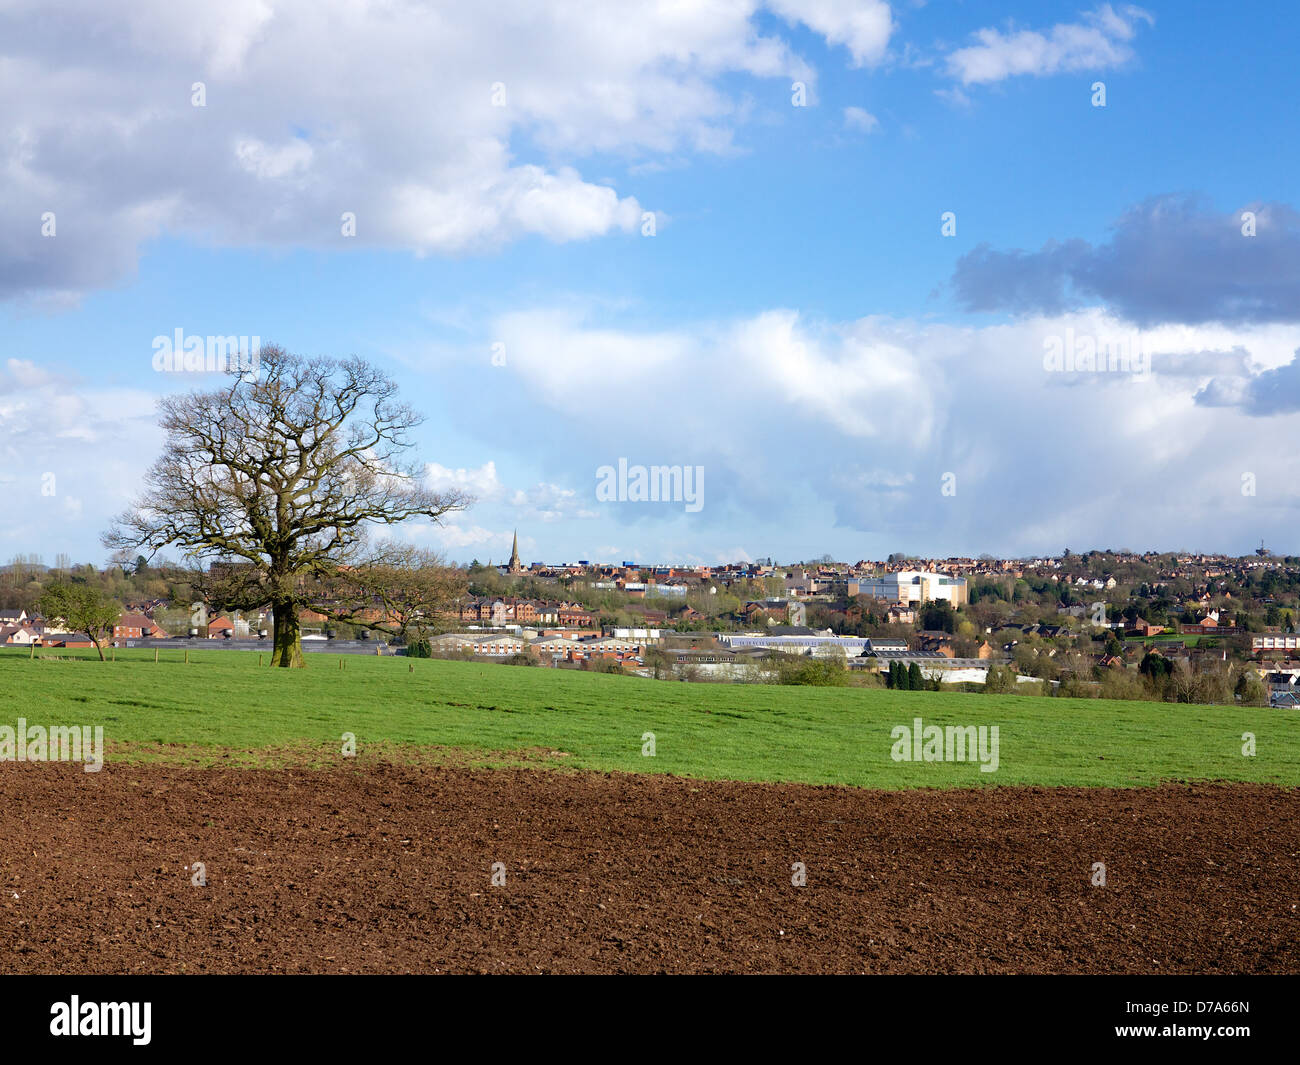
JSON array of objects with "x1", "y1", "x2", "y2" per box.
[{"x1": 2, "y1": 647, "x2": 1295, "y2": 788}]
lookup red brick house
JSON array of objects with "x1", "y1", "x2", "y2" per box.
[
  {"x1": 557, "y1": 606, "x2": 598, "y2": 628},
  {"x1": 113, "y1": 613, "x2": 167, "y2": 639},
  {"x1": 47, "y1": 633, "x2": 95, "y2": 648}
]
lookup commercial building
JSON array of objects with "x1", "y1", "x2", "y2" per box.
[
  {"x1": 855, "y1": 570, "x2": 968, "y2": 607},
  {"x1": 1253, "y1": 633, "x2": 1300, "y2": 655}
]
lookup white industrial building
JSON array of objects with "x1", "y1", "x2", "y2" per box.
[{"x1": 857, "y1": 570, "x2": 968, "y2": 606}]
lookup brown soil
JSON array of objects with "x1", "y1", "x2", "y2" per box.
[{"x1": 1, "y1": 764, "x2": 1296, "y2": 973}]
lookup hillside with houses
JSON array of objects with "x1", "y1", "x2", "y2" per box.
[{"x1": 4, "y1": 546, "x2": 1298, "y2": 706}]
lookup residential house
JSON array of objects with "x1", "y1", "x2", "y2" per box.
[
  {"x1": 113, "y1": 613, "x2": 168, "y2": 640},
  {"x1": 207, "y1": 616, "x2": 236, "y2": 638},
  {"x1": 0, "y1": 624, "x2": 39, "y2": 645},
  {"x1": 46, "y1": 633, "x2": 95, "y2": 648}
]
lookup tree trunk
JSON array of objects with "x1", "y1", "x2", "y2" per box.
[
  {"x1": 270, "y1": 602, "x2": 305, "y2": 668},
  {"x1": 91, "y1": 636, "x2": 106, "y2": 662}
]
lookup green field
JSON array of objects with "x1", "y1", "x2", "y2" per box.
[{"x1": 2, "y1": 648, "x2": 1295, "y2": 788}]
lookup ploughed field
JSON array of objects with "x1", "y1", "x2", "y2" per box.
[
  {"x1": 4, "y1": 649, "x2": 1295, "y2": 973},
  {"x1": 0, "y1": 764, "x2": 1295, "y2": 974}
]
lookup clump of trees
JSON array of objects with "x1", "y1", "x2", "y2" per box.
[
  {"x1": 884, "y1": 660, "x2": 927, "y2": 690},
  {"x1": 771, "y1": 653, "x2": 848, "y2": 687},
  {"x1": 1, "y1": 554, "x2": 194, "y2": 615},
  {"x1": 982, "y1": 664, "x2": 1018, "y2": 694}
]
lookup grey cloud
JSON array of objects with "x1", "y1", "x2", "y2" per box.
[
  {"x1": 954, "y1": 195, "x2": 1300, "y2": 326},
  {"x1": 1195, "y1": 350, "x2": 1300, "y2": 415},
  {"x1": 1148, "y1": 346, "x2": 1253, "y2": 378}
]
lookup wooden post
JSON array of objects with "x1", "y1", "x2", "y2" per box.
[
  {"x1": 30, "y1": 642, "x2": 35, "y2": 660},
  {"x1": 154, "y1": 648, "x2": 159, "y2": 664},
  {"x1": 339, "y1": 658, "x2": 343, "y2": 671},
  {"x1": 185, "y1": 649, "x2": 190, "y2": 664},
  {"x1": 111, "y1": 648, "x2": 116, "y2": 662},
  {"x1": 258, "y1": 653, "x2": 263, "y2": 667},
  {"x1": 409, "y1": 662, "x2": 414, "y2": 673}
]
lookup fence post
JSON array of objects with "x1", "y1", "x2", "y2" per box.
[
  {"x1": 185, "y1": 649, "x2": 189, "y2": 665},
  {"x1": 154, "y1": 648, "x2": 159, "y2": 664}
]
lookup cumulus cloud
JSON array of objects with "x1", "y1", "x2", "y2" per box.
[
  {"x1": 944, "y1": 3, "x2": 1152, "y2": 86},
  {"x1": 0, "y1": 359, "x2": 161, "y2": 555},
  {"x1": 10, "y1": 301, "x2": 1300, "y2": 562},
  {"x1": 2, "y1": 358, "x2": 60, "y2": 390},
  {"x1": 1148, "y1": 347, "x2": 1253, "y2": 378},
  {"x1": 0, "y1": 0, "x2": 838, "y2": 299},
  {"x1": 510, "y1": 482, "x2": 600, "y2": 523},
  {"x1": 462, "y1": 303, "x2": 1300, "y2": 554},
  {"x1": 953, "y1": 195, "x2": 1300, "y2": 326},
  {"x1": 1196, "y1": 350, "x2": 1300, "y2": 415},
  {"x1": 767, "y1": 0, "x2": 894, "y2": 68},
  {"x1": 843, "y1": 106, "x2": 881, "y2": 133},
  {"x1": 409, "y1": 522, "x2": 516, "y2": 554},
  {"x1": 424, "y1": 460, "x2": 504, "y2": 502}
]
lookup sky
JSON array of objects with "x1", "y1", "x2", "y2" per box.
[{"x1": 3, "y1": 0, "x2": 1299, "y2": 566}]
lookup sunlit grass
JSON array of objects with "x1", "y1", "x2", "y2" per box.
[{"x1": 2, "y1": 647, "x2": 1294, "y2": 788}]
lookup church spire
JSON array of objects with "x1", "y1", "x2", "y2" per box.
[{"x1": 508, "y1": 529, "x2": 523, "y2": 573}]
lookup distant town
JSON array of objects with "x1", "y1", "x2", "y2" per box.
[{"x1": 5, "y1": 540, "x2": 1298, "y2": 708}]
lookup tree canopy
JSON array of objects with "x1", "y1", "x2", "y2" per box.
[
  {"x1": 38, "y1": 582, "x2": 121, "y2": 662},
  {"x1": 104, "y1": 346, "x2": 469, "y2": 666}
]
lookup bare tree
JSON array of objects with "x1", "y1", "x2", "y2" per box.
[
  {"x1": 104, "y1": 346, "x2": 470, "y2": 667},
  {"x1": 314, "y1": 542, "x2": 467, "y2": 644}
]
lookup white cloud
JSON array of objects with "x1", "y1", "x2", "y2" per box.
[
  {"x1": 768, "y1": 0, "x2": 894, "y2": 68},
  {"x1": 843, "y1": 106, "x2": 880, "y2": 133},
  {"x1": 944, "y1": 4, "x2": 1152, "y2": 86},
  {"x1": 481, "y1": 303, "x2": 1300, "y2": 554},
  {"x1": 235, "y1": 137, "x2": 314, "y2": 182},
  {"x1": 418, "y1": 523, "x2": 514, "y2": 553},
  {"x1": 3, "y1": 358, "x2": 59, "y2": 390},
  {"x1": 0, "y1": 360, "x2": 161, "y2": 556},
  {"x1": 424, "y1": 460, "x2": 504, "y2": 502},
  {"x1": 0, "y1": 0, "x2": 842, "y2": 298},
  {"x1": 511, "y1": 481, "x2": 600, "y2": 523}
]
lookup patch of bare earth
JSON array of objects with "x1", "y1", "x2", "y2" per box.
[{"x1": 0, "y1": 764, "x2": 1295, "y2": 973}]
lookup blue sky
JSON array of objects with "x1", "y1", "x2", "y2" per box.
[{"x1": 4, "y1": 1, "x2": 1300, "y2": 565}]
